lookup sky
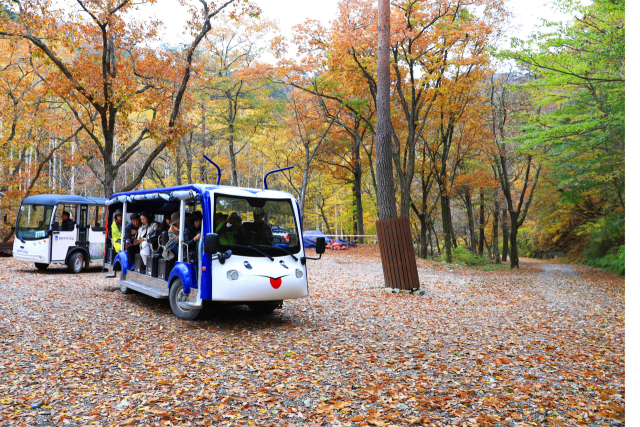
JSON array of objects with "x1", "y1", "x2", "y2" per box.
[{"x1": 138, "y1": 0, "x2": 574, "y2": 49}]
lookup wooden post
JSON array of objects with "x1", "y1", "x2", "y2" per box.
[{"x1": 377, "y1": 216, "x2": 420, "y2": 290}]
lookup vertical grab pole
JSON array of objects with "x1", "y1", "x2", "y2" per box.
[
  {"x1": 178, "y1": 199, "x2": 185, "y2": 263},
  {"x1": 121, "y1": 201, "x2": 127, "y2": 253}
]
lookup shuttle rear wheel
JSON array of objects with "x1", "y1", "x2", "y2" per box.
[{"x1": 34, "y1": 263, "x2": 49, "y2": 271}]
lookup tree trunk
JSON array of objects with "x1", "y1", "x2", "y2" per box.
[
  {"x1": 427, "y1": 223, "x2": 433, "y2": 257},
  {"x1": 478, "y1": 191, "x2": 485, "y2": 256},
  {"x1": 228, "y1": 124, "x2": 238, "y2": 187},
  {"x1": 493, "y1": 196, "x2": 500, "y2": 264},
  {"x1": 354, "y1": 145, "x2": 364, "y2": 244},
  {"x1": 440, "y1": 193, "x2": 453, "y2": 263},
  {"x1": 464, "y1": 189, "x2": 476, "y2": 254},
  {"x1": 509, "y1": 214, "x2": 519, "y2": 269},
  {"x1": 175, "y1": 152, "x2": 182, "y2": 186},
  {"x1": 103, "y1": 135, "x2": 116, "y2": 197},
  {"x1": 186, "y1": 132, "x2": 193, "y2": 184},
  {"x1": 501, "y1": 208, "x2": 509, "y2": 262},
  {"x1": 318, "y1": 203, "x2": 334, "y2": 235},
  {"x1": 432, "y1": 222, "x2": 441, "y2": 255},
  {"x1": 375, "y1": 0, "x2": 396, "y2": 221}
]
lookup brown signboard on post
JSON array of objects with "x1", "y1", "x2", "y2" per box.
[{"x1": 376, "y1": 216, "x2": 420, "y2": 290}]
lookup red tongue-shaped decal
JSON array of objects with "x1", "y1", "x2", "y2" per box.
[{"x1": 270, "y1": 277, "x2": 282, "y2": 289}]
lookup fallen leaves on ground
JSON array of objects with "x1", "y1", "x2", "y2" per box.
[{"x1": 0, "y1": 248, "x2": 624, "y2": 426}]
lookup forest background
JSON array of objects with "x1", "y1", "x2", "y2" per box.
[{"x1": 0, "y1": 0, "x2": 625, "y2": 273}]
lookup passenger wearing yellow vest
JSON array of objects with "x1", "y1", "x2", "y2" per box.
[
  {"x1": 220, "y1": 212, "x2": 245, "y2": 246},
  {"x1": 111, "y1": 209, "x2": 123, "y2": 252}
]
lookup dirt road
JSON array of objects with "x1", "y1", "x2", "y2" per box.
[{"x1": 0, "y1": 249, "x2": 625, "y2": 426}]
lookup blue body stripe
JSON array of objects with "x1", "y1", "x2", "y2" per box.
[
  {"x1": 114, "y1": 250, "x2": 130, "y2": 272},
  {"x1": 168, "y1": 262, "x2": 196, "y2": 294},
  {"x1": 200, "y1": 190, "x2": 213, "y2": 300}
]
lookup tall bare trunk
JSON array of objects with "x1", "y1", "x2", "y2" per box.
[{"x1": 375, "y1": 0, "x2": 396, "y2": 221}]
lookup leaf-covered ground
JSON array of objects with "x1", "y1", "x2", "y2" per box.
[{"x1": 0, "y1": 246, "x2": 624, "y2": 426}]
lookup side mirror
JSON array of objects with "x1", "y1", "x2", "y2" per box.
[
  {"x1": 204, "y1": 233, "x2": 219, "y2": 255},
  {"x1": 316, "y1": 237, "x2": 326, "y2": 254},
  {"x1": 51, "y1": 221, "x2": 59, "y2": 231}
]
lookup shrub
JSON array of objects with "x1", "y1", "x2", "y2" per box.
[
  {"x1": 438, "y1": 246, "x2": 489, "y2": 266},
  {"x1": 583, "y1": 245, "x2": 625, "y2": 276}
]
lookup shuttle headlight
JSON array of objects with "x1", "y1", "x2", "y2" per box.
[
  {"x1": 295, "y1": 269, "x2": 303, "y2": 278},
  {"x1": 227, "y1": 270, "x2": 239, "y2": 281}
]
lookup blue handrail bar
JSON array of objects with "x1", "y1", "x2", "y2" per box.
[
  {"x1": 263, "y1": 166, "x2": 294, "y2": 189},
  {"x1": 202, "y1": 155, "x2": 221, "y2": 185}
]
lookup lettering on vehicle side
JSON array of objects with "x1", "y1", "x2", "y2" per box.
[
  {"x1": 15, "y1": 249, "x2": 28, "y2": 254},
  {"x1": 54, "y1": 236, "x2": 75, "y2": 241}
]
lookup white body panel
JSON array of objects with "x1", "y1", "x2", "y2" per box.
[
  {"x1": 87, "y1": 226, "x2": 106, "y2": 260},
  {"x1": 209, "y1": 254, "x2": 308, "y2": 301},
  {"x1": 13, "y1": 238, "x2": 51, "y2": 263},
  {"x1": 205, "y1": 188, "x2": 308, "y2": 302},
  {"x1": 51, "y1": 228, "x2": 77, "y2": 262}
]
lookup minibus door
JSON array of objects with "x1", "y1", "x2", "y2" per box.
[
  {"x1": 87, "y1": 205, "x2": 106, "y2": 261},
  {"x1": 51, "y1": 204, "x2": 78, "y2": 262}
]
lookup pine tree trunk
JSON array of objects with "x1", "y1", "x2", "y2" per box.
[{"x1": 375, "y1": 0, "x2": 396, "y2": 221}]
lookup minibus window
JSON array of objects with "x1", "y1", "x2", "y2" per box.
[
  {"x1": 16, "y1": 204, "x2": 54, "y2": 240},
  {"x1": 215, "y1": 196, "x2": 301, "y2": 257}
]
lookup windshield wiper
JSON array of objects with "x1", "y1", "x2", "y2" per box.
[
  {"x1": 229, "y1": 244, "x2": 274, "y2": 261},
  {"x1": 258, "y1": 245, "x2": 298, "y2": 262}
]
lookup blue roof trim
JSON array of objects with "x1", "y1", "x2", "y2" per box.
[
  {"x1": 22, "y1": 194, "x2": 107, "y2": 206},
  {"x1": 108, "y1": 184, "x2": 296, "y2": 200}
]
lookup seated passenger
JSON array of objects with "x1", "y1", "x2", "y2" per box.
[
  {"x1": 111, "y1": 209, "x2": 123, "y2": 252},
  {"x1": 186, "y1": 211, "x2": 202, "y2": 237},
  {"x1": 124, "y1": 213, "x2": 141, "y2": 247},
  {"x1": 124, "y1": 213, "x2": 141, "y2": 262},
  {"x1": 61, "y1": 211, "x2": 75, "y2": 231},
  {"x1": 220, "y1": 212, "x2": 245, "y2": 246},
  {"x1": 160, "y1": 213, "x2": 172, "y2": 234},
  {"x1": 136, "y1": 212, "x2": 159, "y2": 264},
  {"x1": 214, "y1": 213, "x2": 227, "y2": 233},
  {"x1": 185, "y1": 213, "x2": 202, "y2": 262},
  {"x1": 162, "y1": 213, "x2": 180, "y2": 261},
  {"x1": 245, "y1": 207, "x2": 273, "y2": 246}
]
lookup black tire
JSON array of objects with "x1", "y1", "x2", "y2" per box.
[
  {"x1": 119, "y1": 282, "x2": 131, "y2": 294},
  {"x1": 169, "y1": 279, "x2": 201, "y2": 320},
  {"x1": 67, "y1": 252, "x2": 84, "y2": 274},
  {"x1": 248, "y1": 300, "x2": 282, "y2": 315},
  {"x1": 34, "y1": 263, "x2": 49, "y2": 271}
]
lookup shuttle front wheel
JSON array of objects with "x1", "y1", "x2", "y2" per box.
[{"x1": 169, "y1": 279, "x2": 201, "y2": 321}]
